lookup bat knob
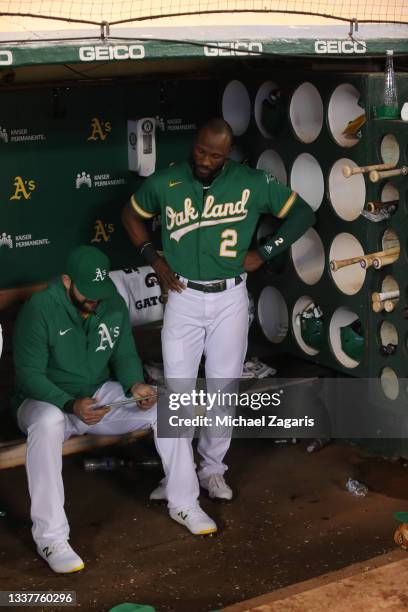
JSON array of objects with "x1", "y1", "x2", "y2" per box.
[
  {"x1": 342, "y1": 166, "x2": 352, "y2": 178},
  {"x1": 369, "y1": 170, "x2": 379, "y2": 183}
]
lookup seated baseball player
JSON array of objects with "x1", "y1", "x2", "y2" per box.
[{"x1": 12, "y1": 245, "x2": 216, "y2": 574}]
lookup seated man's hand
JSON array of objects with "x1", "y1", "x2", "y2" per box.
[
  {"x1": 131, "y1": 382, "x2": 156, "y2": 411},
  {"x1": 73, "y1": 397, "x2": 110, "y2": 425}
]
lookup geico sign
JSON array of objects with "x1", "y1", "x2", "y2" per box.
[
  {"x1": 315, "y1": 40, "x2": 367, "y2": 54},
  {"x1": 0, "y1": 50, "x2": 13, "y2": 66},
  {"x1": 204, "y1": 42, "x2": 263, "y2": 57},
  {"x1": 79, "y1": 45, "x2": 145, "y2": 62}
]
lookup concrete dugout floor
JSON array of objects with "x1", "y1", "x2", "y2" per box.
[{"x1": 0, "y1": 439, "x2": 407, "y2": 612}]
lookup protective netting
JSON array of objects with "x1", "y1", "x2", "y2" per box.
[{"x1": 0, "y1": 0, "x2": 407, "y2": 25}]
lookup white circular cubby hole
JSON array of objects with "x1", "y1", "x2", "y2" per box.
[
  {"x1": 381, "y1": 367, "x2": 399, "y2": 401},
  {"x1": 254, "y1": 81, "x2": 280, "y2": 138},
  {"x1": 329, "y1": 158, "x2": 366, "y2": 221},
  {"x1": 257, "y1": 286, "x2": 288, "y2": 344},
  {"x1": 381, "y1": 275, "x2": 399, "y2": 294},
  {"x1": 380, "y1": 134, "x2": 400, "y2": 166},
  {"x1": 328, "y1": 83, "x2": 365, "y2": 147},
  {"x1": 222, "y1": 80, "x2": 251, "y2": 136},
  {"x1": 382, "y1": 228, "x2": 399, "y2": 252},
  {"x1": 291, "y1": 228, "x2": 325, "y2": 285},
  {"x1": 379, "y1": 321, "x2": 398, "y2": 348},
  {"x1": 229, "y1": 145, "x2": 246, "y2": 163},
  {"x1": 292, "y1": 296, "x2": 320, "y2": 356},
  {"x1": 290, "y1": 153, "x2": 324, "y2": 211},
  {"x1": 381, "y1": 182, "x2": 399, "y2": 203},
  {"x1": 256, "y1": 149, "x2": 287, "y2": 185},
  {"x1": 329, "y1": 307, "x2": 361, "y2": 368},
  {"x1": 329, "y1": 233, "x2": 366, "y2": 295},
  {"x1": 289, "y1": 82, "x2": 324, "y2": 144}
]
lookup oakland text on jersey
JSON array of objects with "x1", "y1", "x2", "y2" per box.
[{"x1": 166, "y1": 189, "x2": 251, "y2": 242}]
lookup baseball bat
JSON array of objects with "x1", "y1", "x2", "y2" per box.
[
  {"x1": 372, "y1": 252, "x2": 399, "y2": 269},
  {"x1": 342, "y1": 162, "x2": 395, "y2": 178},
  {"x1": 366, "y1": 199, "x2": 399, "y2": 212},
  {"x1": 369, "y1": 166, "x2": 408, "y2": 183},
  {"x1": 372, "y1": 289, "x2": 400, "y2": 302},
  {"x1": 330, "y1": 255, "x2": 367, "y2": 271},
  {"x1": 331, "y1": 246, "x2": 399, "y2": 271},
  {"x1": 359, "y1": 246, "x2": 400, "y2": 269},
  {"x1": 384, "y1": 299, "x2": 398, "y2": 312},
  {"x1": 372, "y1": 300, "x2": 384, "y2": 313}
]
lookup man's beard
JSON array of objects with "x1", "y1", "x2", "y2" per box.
[{"x1": 68, "y1": 284, "x2": 98, "y2": 314}]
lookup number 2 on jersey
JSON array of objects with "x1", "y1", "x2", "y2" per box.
[{"x1": 220, "y1": 229, "x2": 237, "y2": 258}]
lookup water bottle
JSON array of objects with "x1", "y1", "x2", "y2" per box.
[
  {"x1": 346, "y1": 477, "x2": 368, "y2": 497},
  {"x1": 83, "y1": 456, "x2": 161, "y2": 471},
  {"x1": 83, "y1": 457, "x2": 126, "y2": 471},
  {"x1": 306, "y1": 438, "x2": 330, "y2": 453},
  {"x1": 382, "y1": 50, "x2": 399, "y2": 118}
]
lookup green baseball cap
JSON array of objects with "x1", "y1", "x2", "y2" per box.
[{"x1": 65, "y1": 245, "x2": 116, "y2": 300}]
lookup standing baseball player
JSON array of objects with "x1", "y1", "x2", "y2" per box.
[
  {"x1": 12, "y1": 246, "x2": 217, "y2": 574},
  {"x1": 122, "y1": 118, "x2": 315, "y2": 507}
]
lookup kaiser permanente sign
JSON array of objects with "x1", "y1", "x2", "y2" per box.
[{"x1": 1, "y1": 37, "x2": 408, "y2": 67}]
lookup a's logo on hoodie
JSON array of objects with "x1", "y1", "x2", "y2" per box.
[
  {"x1": 93, "y1": 267, "x2": 107, "y2": 282},
  {"x1": 96, "y1": 323, "x2": 119, "y2": 352}
]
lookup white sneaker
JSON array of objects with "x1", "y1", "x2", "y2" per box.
[
  {"x1": 149, "y1": 482, "x2": 167, "y2": 501},
  {"x1": 37, "y1": 540, "x2": 84, "y2": 573},
  {"x1": 201, "y1": 474, "x2": 233, "y2": 501},
  {"x1": 169, "y1": 506, "x2": 217, "y2": 535}
]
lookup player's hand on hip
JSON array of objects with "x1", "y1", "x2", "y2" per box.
[
  {"x1": 153, "y1": 256, "x2": 185, "y2": 293},
  {"x1": 73, "y1": 397, "x2": 110, "y2": 425},
  {"x1": 131, "y1": 382, "x2": 156, "y2": 411},
  {"x1": 243, "y1": 250, "x2": 265, "y2": 272}
]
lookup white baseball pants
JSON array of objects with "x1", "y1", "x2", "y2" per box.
[
  {"x1": 17, "y1": 381, "x2": 199, "y2": 548},
  {"x1": 161, "y1": 278, "x2": 249, "y2": 481}
]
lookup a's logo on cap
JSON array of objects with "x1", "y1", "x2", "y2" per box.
[{"x1": 92, "y1": 267, "x2": 107, "y2": 282}]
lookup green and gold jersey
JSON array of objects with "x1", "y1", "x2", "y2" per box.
[{"x1": 131, "y1": 159, "x2": 304, "y2": 280}]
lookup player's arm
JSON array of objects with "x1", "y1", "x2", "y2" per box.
[
  {"x1": 13, "y1": 296, "x2": 75, "y2": 410},
  {"x1": 122, "y1": 192, "x2": 185, "y2": 293},
  {"x1": 256, "y1": 194, "x2": 315, "y2": 262},
  {"x1": 244, "y1": 176, "x2": 315, "y2": 272}
]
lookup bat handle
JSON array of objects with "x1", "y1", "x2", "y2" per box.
[
  {"x1": 342, "y1": 166, "x2": 354, "y2": 178},
  {"x1": 370, "y1": 166, "x2": 408, "y2": 183}
]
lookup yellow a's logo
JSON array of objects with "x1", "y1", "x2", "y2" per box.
[
  {"x1": 10, "y1": 176, "x2": 36, "y2": 200},
  {"x1": 87, "y1": 117, "x2": 111, "y2": 141},
  {"x1": 91, "y1": 220, "x2": 115, "y2": 243}
]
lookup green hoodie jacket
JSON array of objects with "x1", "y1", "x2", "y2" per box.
[{"x1": 12, "y1": 279, "x2": 144, "y2": 412}]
